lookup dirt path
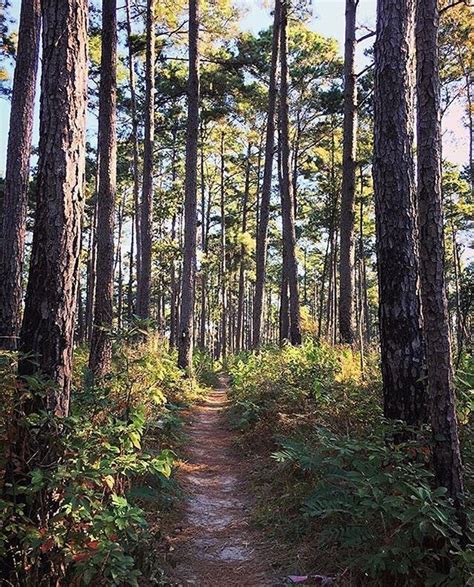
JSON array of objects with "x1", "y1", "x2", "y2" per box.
[{"x1": 167, "y1": 375, "x2": 276, "y2": 586}]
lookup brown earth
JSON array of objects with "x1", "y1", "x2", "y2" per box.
[{"x1": 166, "y1": 375, "x2": 278, "y2": 586}]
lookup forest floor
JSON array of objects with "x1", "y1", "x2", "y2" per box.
[{"x1": 165, "y1": 374, "x2": 278, "y2": 586}]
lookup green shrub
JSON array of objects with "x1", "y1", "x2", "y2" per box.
[
  {"x1": 228, "y1": 341, "x2": 473, "y2": 586},
  {"x1": 0, "y1": 334, "x2": 206, "y2": 585},
  {"x1": 273, "y1": 428, "x2": 472, "y2": 585}
]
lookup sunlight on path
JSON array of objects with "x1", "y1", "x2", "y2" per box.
[{"x1": 167, "y1": 375, "x2": 276, "y2": 586}]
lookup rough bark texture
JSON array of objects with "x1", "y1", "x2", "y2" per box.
[
  {"x1": 415, "y1": 0, "x2": 466, "y2": 519},
  {"x1": 136, "y1": 0, "x2": 155, "y2": 319},
  {"x1": 18, "y1": 0, "x2": 88, "y2": 416},
  {"x1": 338, "y1": 0, "x2": 358, "y2": 344},
  {"x1": 178, "y1": 0, "x2": 200, "y2": 372},
  {"x1": 0, "y1": 0, "x2": 41, "y2": 351},
  {"x1": 279, "y1": 0, "x2": 301, "y2": 346},
  {"x1": 252, "y1": 0, "x2": 281, "y2": 349},
  {"x1": 373, "y1": 0, "x2": 426, "y2": 425},
  {"x1": 89, "y1": 0, "x2": 117, "y2": 377}
]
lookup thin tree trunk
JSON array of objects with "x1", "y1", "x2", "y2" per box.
[
  {"x1": 125, "y1": 0, "x2": 142, "y2": 290},
  {"x1": 127, "y1": 209, "x2": 135, "y2": 319},
  {"x1": 219, "y1": 132, "x2": 228, "y2": 358},
  {"x1": 89, "y1": 0, "x2": 117, "y2": 377},
  {"x1": 136, "y1": 0, "x2": 155, "y2": 319},
  {"x1": 178, "y1": 0, "x2": 200, "y2": 371},
  {"x1": 252, "y1": 0, "x2": 281, "y2": 348},
  {"x1": 415, "y1": 0, "x2": 466, "y2": 529},
  {"x1": 199, "y1": 125, "x2": 207, "y2": 350},
  {"x1": 85, "y1": 195, "x2": 98, "y2": 342},
  {"x1": 0, "y1": 0, "x2": 41, "y2": 350},
  {"x1": 338, "y1": 0, "x2": 358, "y2": 344},
  {"x1": 373, "y1": 0, "x2": 426, "y2": 425},
  {"x1": 279, "y1": 0, "x2": 301, "y2": 346},
  {"x1": 236, "y1": 143, "x2": 252, "y2": 352}
]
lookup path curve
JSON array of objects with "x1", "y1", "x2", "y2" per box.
[{"x1": 167, "y1": 376, "x2": 276, "y2": 586}]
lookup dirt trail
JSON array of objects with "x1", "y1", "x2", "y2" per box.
[{"x1": 167, "y1": 375, "x2": 276, "y2": 586}]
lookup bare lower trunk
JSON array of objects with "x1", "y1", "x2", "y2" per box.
[
  {"x1": 373, "y1": 0, "x2": 426, "y2": 425},
  {"x1": 338, "y1": 0, "x2": 358, "y2": 344},
  {"x1": 89, "y1": 0, "x2": 117, "y2": 377},
  {"x1": 136, "y1": 0, "x2": 155, "y2": 319},
  {"x1": 416, "y1": 0, "x2": 466, "y2": 529},
  {"x1": 236, "y1": 144, "x2": 252, "y2": 352},
  {"x1": 125, "y1": 0, "x2": 141, "y2": 289},
  {"x1": 178, "y1": 0, "x2": 200, "y2": 371},
  {"x1": 17, "y1": 0, "x2": 88, "y2": 413},
  {"x1": 0, "y1": 0, "x2": 41, "y2": 350},
  {"x1": 252, "y1": 0, "x2": 281, "y2": 349},
  {"x1": 219, "y1": 133, "x2": 228, "y2": 358},
  {"x1": 279, "y1": 0, "x2": 301, "y2": 346}
]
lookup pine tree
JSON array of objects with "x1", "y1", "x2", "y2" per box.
[
  {"x1": 373, "y1": 0, "x2": 426, "y2": 424},
  {"x1": 416, "y1": 0, "x2": 466, "y2": 530},
  {"x1": 89, "y1": 0, "x2": 117, "y2": 377},
  {"x1": 178, "y1": 0, "x2": 200, "y2": 371},
  {"x1": 338, "y1": 0, "x2": 358, "y2": 344},
  {"x1": 0, "y1": 0, "x2": 41, "y2": 350}
]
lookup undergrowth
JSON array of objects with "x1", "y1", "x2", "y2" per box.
[
  {"x1": 0, "y1": 331, "x2": 208, "y2": 586},
  {"x1": 227, "y1": 340, "x2": 474, "y2": 586}
]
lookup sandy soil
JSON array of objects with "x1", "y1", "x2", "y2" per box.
[{"x1": 166, "y1": 376, "x2": 277, "y2": 586}]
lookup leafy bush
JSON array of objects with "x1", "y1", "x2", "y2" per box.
[
  {"x1": 227, "y1": 339, "x2": 381, "y2": 434},
  {"x1": 228, "y1": 341, "x2": 473, "y2": 586},
  {"x1": 0, "y1": 334, "x2": 206, "y2": 585},
  {"x1": 273, "y1": 428, "x2": 471, "y2": 585}
]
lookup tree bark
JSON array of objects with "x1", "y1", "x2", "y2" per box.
[
  {"x1": 373, "y1": 0, "x2": 426, "y2": 425},
  {"x1": 18, "y1": 0, "x2": 88, "y2": 416},
  {"x1": 279, "y1": 0, "x2": 301, "y2": 346},
  {"x1": 0, "y1": 0, "x2": 41, "y2": 351},
  {"x1": 219, "y1": 131, "x2": 228, "y2": 359},
  {"x1": 415, "y1": 0, "x2": 466, "y2": 527},
  {"x1": 338, "y1": 0, "x2": 358, "y2": 344},
  {"x1": 125, "y1": 0, "x2": 142, "y2": 292},
  {"x1": 89, "y1": 0, "x2": 117, "y2": 377},
  {"x1": 236, "y1": 143, "x2": 252, "y2": 352},
  {"x1": 136, "y1": 0, "x2": 155, "y2": 319},
  {"x1": 178, "y1": 0, "x2": 200, "y2": 371},
  {"x1": 252, "y1": 0, "x2": 281, "y2": 349}
]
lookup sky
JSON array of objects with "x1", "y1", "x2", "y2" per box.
[{"x1": 0, "y1": 0, "x2": 469, "y2": 175}]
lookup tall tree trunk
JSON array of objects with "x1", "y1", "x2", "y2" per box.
[
  {"x1": 279, "y1": 0, "x2": 301, "y2": 346},
  {"x1": 415, "y1": 0, "x2": 466, "y2": 528},
  {"x1": 85, "y1": 195, "x2": 98, "y2": 342},
  {"x1": 252, "y1": 0, "x2": 281, "y2": 349},
  {"x1": 127, "y1": 209, "x2": 135, "y2": 319},
  {"x1": 136, "y1": 0, "x2": 155, "y2": 319},
  {"x1": 178, "y1": 0, "x2": 200, "y2": 371},
  {"x1": 199, "y1": 125, "x2": 207, "y2": 350},
  {"x1": 17, "y1": 0, "x2": 88, "y2": 414},
  {"x1": 279, "y1": 253, "x2": 290, "y2": 343},
  {"x1": 0, "y1": 0, "x2": 41, "y2": 351},
  {"x1": 236, "y1": 143, "x2": 252, "y2": 352},
  {"x1": 373, "y1": 0, "x2": 426, "y2": 425},
  {"x1": 125, "y1": 0, "x2": 141, "y2": 288},
  {"x1": 338, "y1": 0, "x2": 358, "y2": 344},
  {"x1": 89, "y1": 0, "x2": 117, "y2": 377},
  {"x1": 219, "y1": 131, "x2": 228, "y2": 358}
]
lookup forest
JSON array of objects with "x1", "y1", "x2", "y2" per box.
[{"x1": 0, "y1": 0, "x2": 473, "y2": 585}]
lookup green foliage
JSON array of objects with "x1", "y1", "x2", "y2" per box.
[
  {"x1": 0, "y1": 337, "x2": 206, "y2": 585},
  {"x1": 227, "y1": 339, "x2": 381, "y2": 433},
  {"x1": 274, "y1": 429, "x2": 471, "y2": 585},
  {"x1": 228, "y1": 342, "x2": 473, "y2": 585}
]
